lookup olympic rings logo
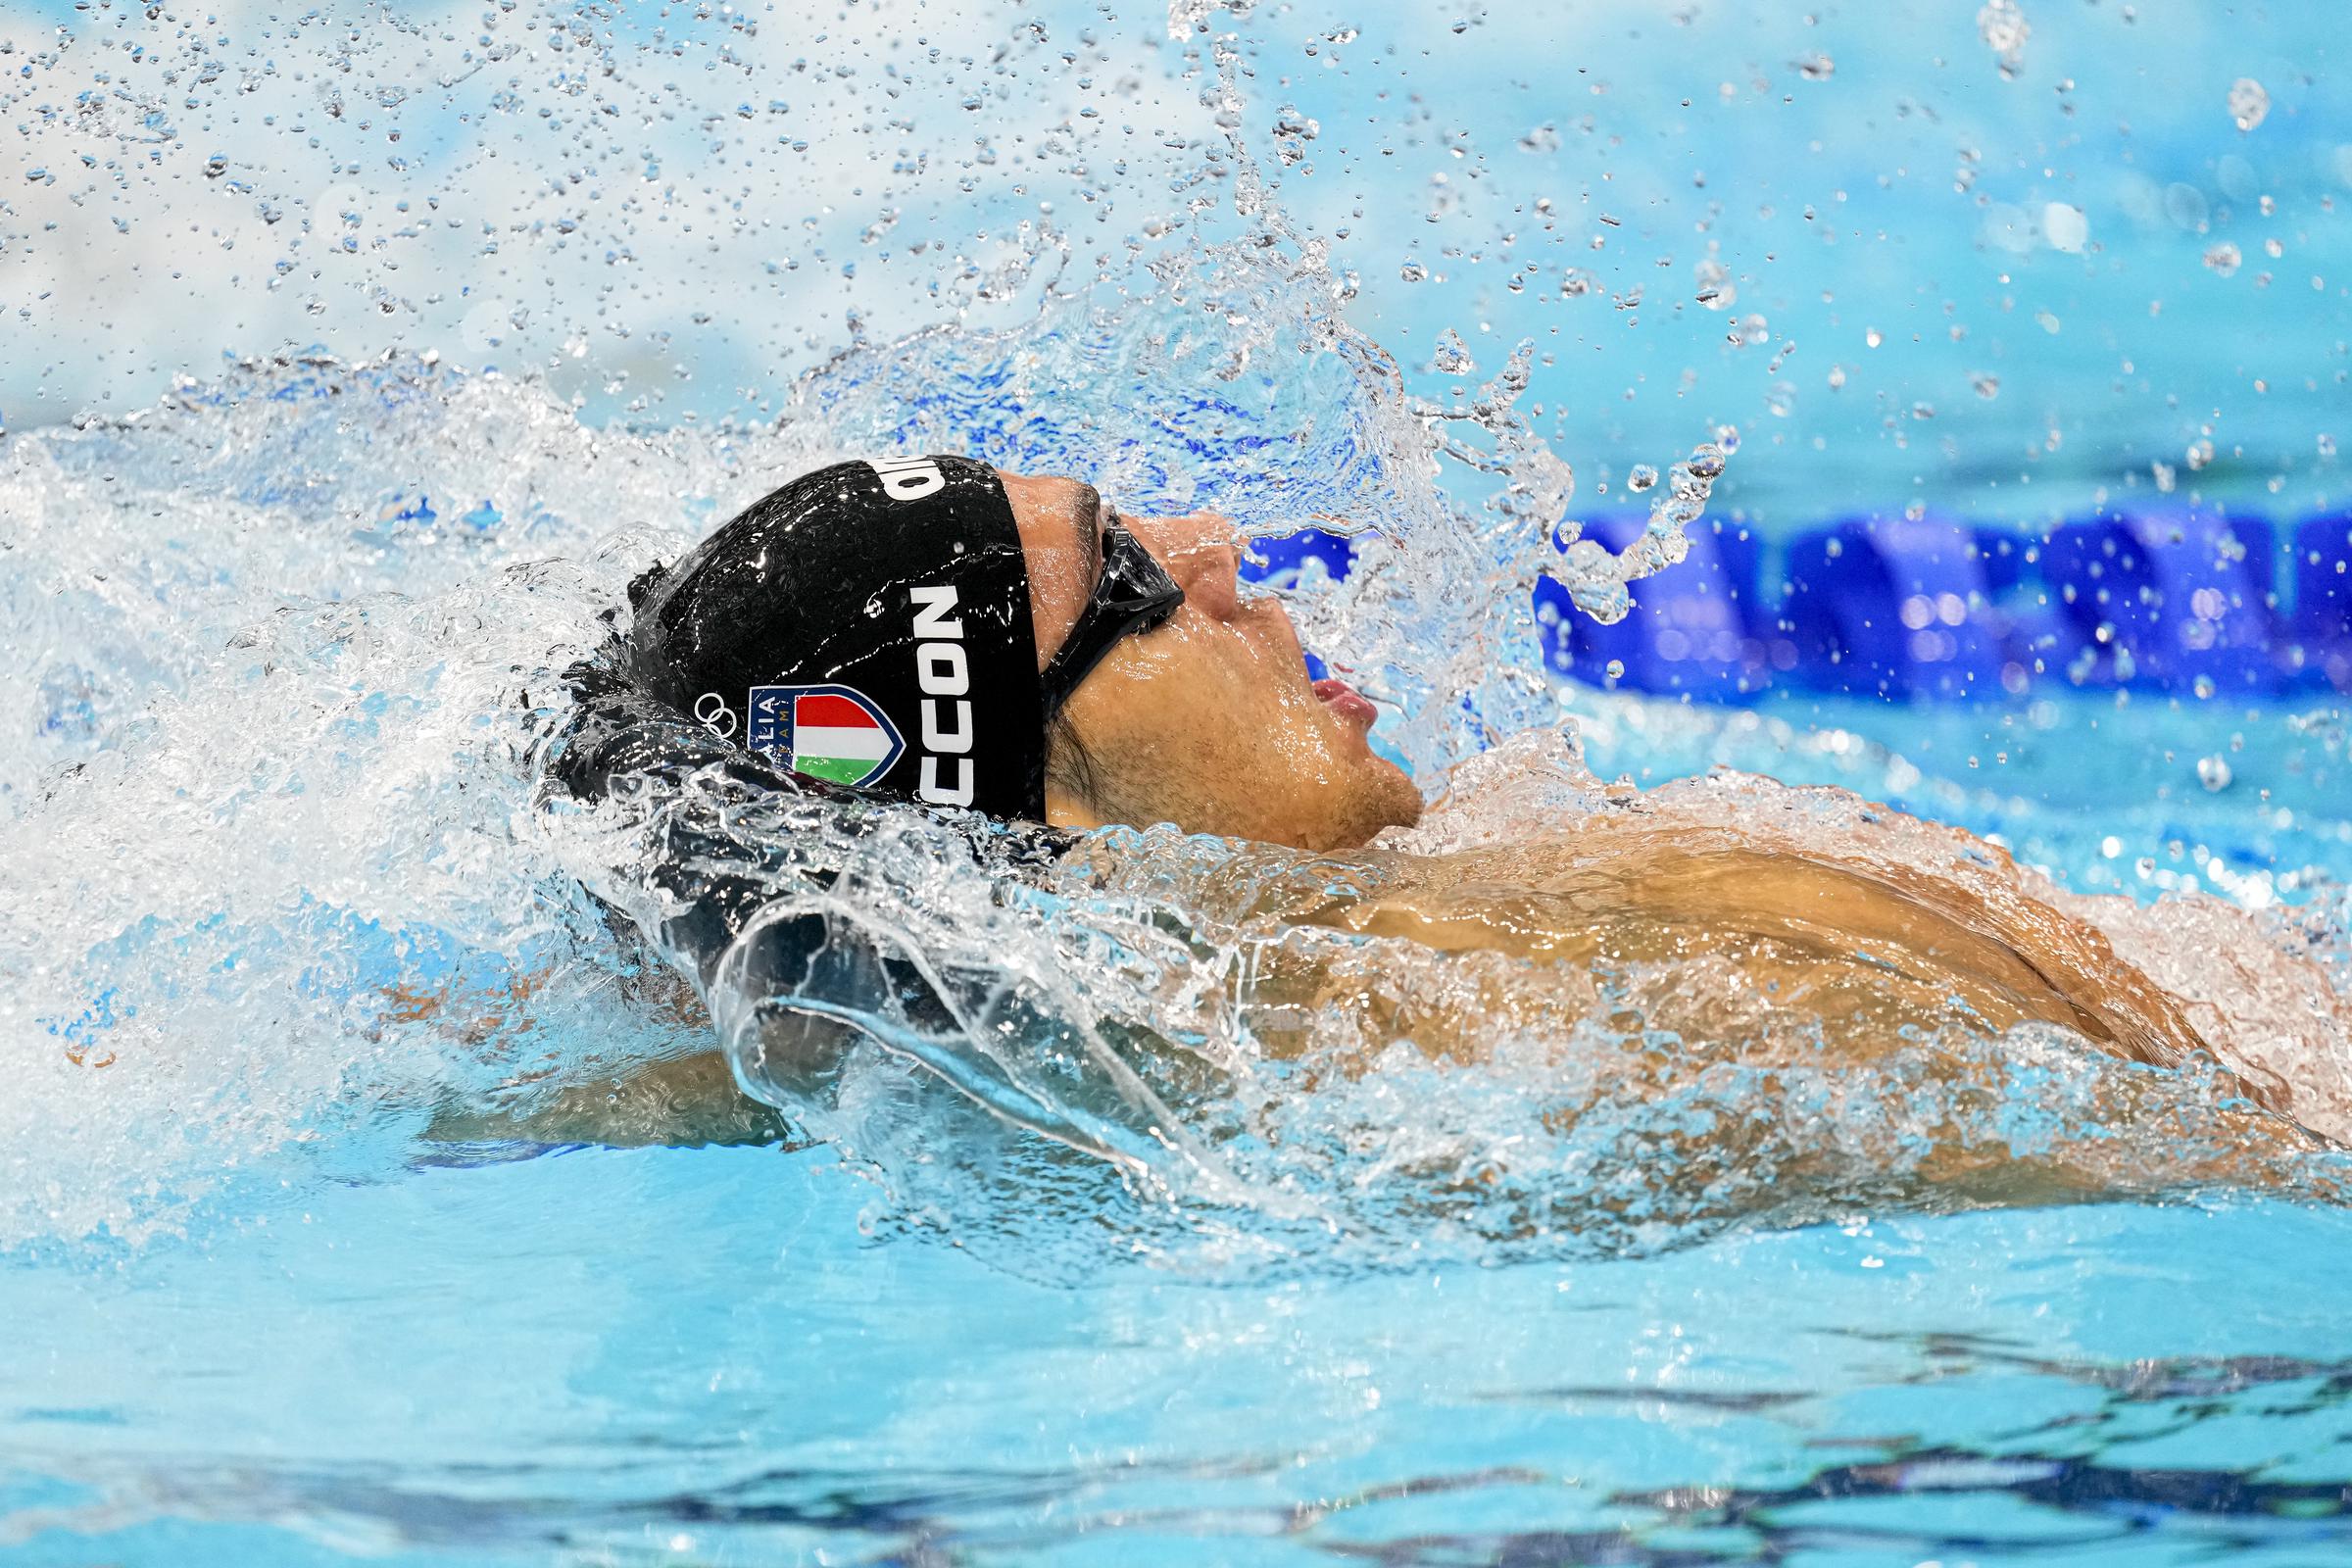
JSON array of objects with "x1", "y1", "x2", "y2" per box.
[{"x1": 692, "y1": 691, "x2": 737, "y2": 738}]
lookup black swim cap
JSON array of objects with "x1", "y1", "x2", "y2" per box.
[{"x1": 632, "y1": 456, "x2": 1050, "y2": 818}]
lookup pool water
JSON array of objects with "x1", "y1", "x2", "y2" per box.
[
  {"x1": 11, "y1": 1146, "x2": 2352, "y2": 1565},
  {"x1": 6, "y1": 0, "x2": 2352, "y2": 1563}
]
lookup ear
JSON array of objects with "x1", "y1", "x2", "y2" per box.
[{"x1": 1043, "y1": 783, "x2": 1104, "y2": 832}]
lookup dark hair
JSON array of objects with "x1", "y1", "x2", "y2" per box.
[{"x1": 1043, "y1": 708, "x2": 1103, "y2": 811}]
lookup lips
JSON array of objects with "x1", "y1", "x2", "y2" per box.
[{"x1": 1311, "y1": 675, "x2": 1379, "y2": 727}]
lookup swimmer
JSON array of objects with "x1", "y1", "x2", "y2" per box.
[{"x1": 432, "y1": 456, "x2": 2345, "y2": 1191}]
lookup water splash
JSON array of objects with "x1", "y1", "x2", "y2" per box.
[
  {"x1": 8, "y1": 314, "x2": 2339, "y2": 1260},
  {"x1": 3, "y1": 1, "x2": 2345, "y2": 1266},
  {"x1": 0, "y1": 205, "x2": 1649, "y2": 1248}
]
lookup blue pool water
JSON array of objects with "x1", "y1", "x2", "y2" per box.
[{"x1": 6, "y1": 1, "x2": 2352, "y2": 1564}]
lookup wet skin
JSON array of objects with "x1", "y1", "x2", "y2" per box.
[
  {"x1": 994, "y1": 469, "x2": 1425, "y2": 854},
  {"x1": 426, "y1": 471, "x2": 2342, "y2": 1182},
  {"x1": 994, "y1": 471, "x2": 2242, "y2": 1100}
]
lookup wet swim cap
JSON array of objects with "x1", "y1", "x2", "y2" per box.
[{"x1": 632, "y1": 455, "x2": 1050, "y2": 818}]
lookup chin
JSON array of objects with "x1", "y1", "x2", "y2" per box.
[
  {"x1": 1364, "y1": 759, "x2": 1427, "y2": 834},
  {"x1": 1290, "y1": 761, "x2": 1424, "y2": 853}
]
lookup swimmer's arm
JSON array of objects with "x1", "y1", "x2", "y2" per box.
[
  {"x1": 424, "y1": 1049, "x2": 790, "y2": 1150},
  {"x1": 432, "y1": 1007, "x2": 877, "y2": 1149},
  {"x1": 394, "y1": 969, "x2": 842, "y2": 1151}
]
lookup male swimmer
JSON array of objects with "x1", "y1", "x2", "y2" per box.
[{"x1": 437, "y1": 456, "x2": 2344, "y2": 1180}]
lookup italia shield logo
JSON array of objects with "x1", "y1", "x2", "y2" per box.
[{"x1": 747, "y1": 684, "x2": 905, "y2": 788}]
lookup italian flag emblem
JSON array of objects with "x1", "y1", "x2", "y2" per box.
[{"x1": 747, "y1": 684, "x2": 905, "y2": 788}]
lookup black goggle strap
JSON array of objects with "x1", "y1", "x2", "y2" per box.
[{"x1": 1037, "y1": 519, "x2": 1185, "y2": 722}]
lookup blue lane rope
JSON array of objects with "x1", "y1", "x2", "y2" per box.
[{"x1": 1243, "y1": 510, "x2": 2352, "y2": 701}]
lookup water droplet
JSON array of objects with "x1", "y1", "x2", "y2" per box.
[
  {"x1": 1604, "y1": 659, "x2": 1626, "y2": 680},
  {"x1": 1626, "y1": 464, "x2": 1658, "y2": 492},
  {"x1": 1865, "y1": 327, "x2": 1884, "y2": 348},
  {"x1": 1792, "y1": 53, "x2": 1835, "y2": 80},
  {"x1": 2320, "y1": 433, "x2": 2338, "y2": 460},
  {"x1": 2041, "y1": 202, "x2": 2088, "y2": 253},
  {"x1": 2164, "y1": 183, "x2": 2210, "y2": 230},
  {"x1": 1693, "y1": 258, "x2": 1736, "y2": 311},
  {"x1": 2204, "y1": 241, "x2": 2243, "y2": 276},
  {"x1": 1271, "y1": 106, "x2": 1320, "y2": 167},
  {"x1": 1430, "y1": 328, "x2": 1475, "y2": 375},
  {"x1": 1399, "y1": 261, "x2": 1428, "y2": 282},
  {"x1": 2197, "y1": 755, "x2": 2233, "y2": 791},
  {"x1": 1977, "y1": 0, "x2": 2031, "y2": 77},
  {"x1": 2228, "y1": 76, "x2": 2269, "y2": 133},
  {"x1": 1972, "y1": 372, "x2": 2001, "y2": 400}
]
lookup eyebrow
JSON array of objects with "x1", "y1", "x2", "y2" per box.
[{"x1": 1071, "y1": 483, "x2": 1104, "y2": 579}]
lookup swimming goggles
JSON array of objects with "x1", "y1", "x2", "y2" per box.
[{"x1": 1038, "y1": 513, "x2": 1185, "y2": 720}]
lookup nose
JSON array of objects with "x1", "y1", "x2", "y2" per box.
[{"x1": 1133, "y1": 512, "x2": 1243, "y2": 618}]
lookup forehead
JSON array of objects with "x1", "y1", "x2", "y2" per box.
[
  {"x1": 996, "y1": 469, "x2": 1097, "y2": 516},
  {"x1": 992, "y1": 469, "x2": 1101, "y2": 663},
  {"x1": 994, "y1": 470, "x2": 1102, "y2": 557}
]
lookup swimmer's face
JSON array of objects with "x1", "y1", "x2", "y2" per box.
[{"x1": 996, "y1": 470, "x2": 1424, "y2": 853}]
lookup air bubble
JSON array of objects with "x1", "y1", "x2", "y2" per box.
[
  {"x1": 2204, "y1": 241, "x2": 2243, "y2": 277},
  {"x1": 1627, "y1": 465, "x2": 1658, "y2": 492}
]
